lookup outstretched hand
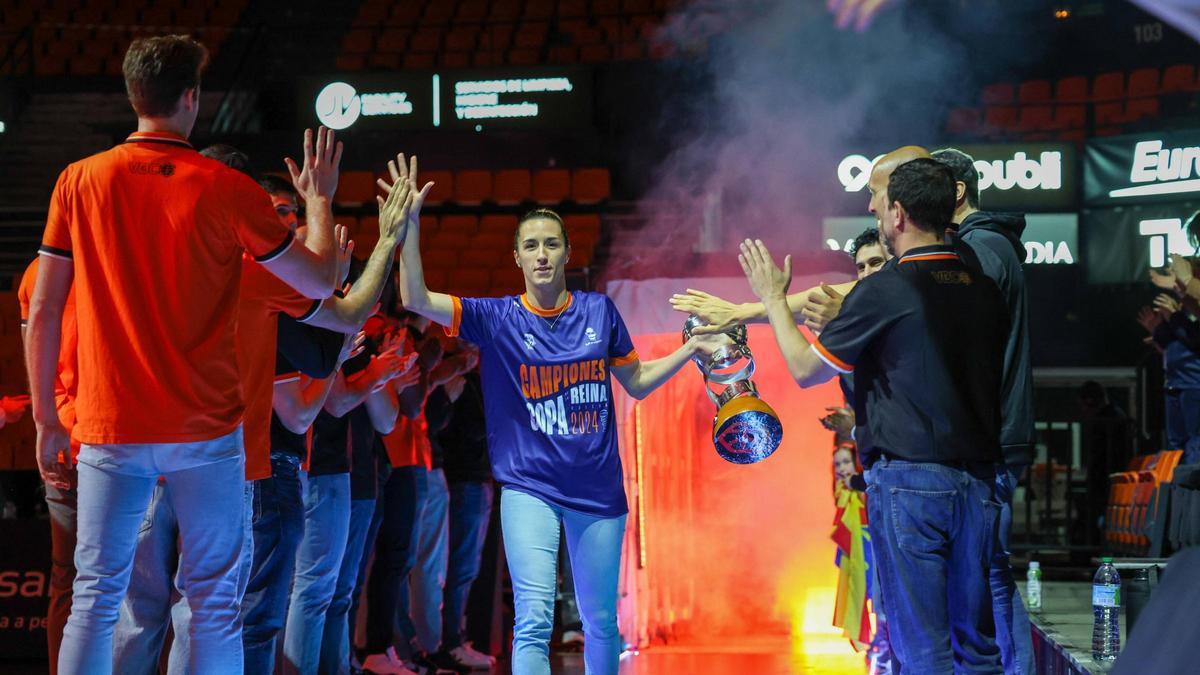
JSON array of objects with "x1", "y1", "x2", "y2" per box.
[
  {"x1": 285, "y1": 127, "x2": 343, "y2": 202},
  {"x1": 375, "y1": 157, "x2": 416, "y2": 247},
  {"x1": 801, "y1": 283, "x2": 844, "y2": 334},
  {"x1": 738, "y1": 239, "x2": 792, "y2": 303},
  {"x1": 669, "y1": 289, "x2": 742, "y2": 336}
]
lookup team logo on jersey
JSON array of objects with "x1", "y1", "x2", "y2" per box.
[
  {"x1": 585, "y1": 327, "x2": 600, "y2": 345},
  {"x1": 523, "y1": 333, "x2": 537, "y2": 350},
  {"x1": 128, "y1": 160, "x2": 175, "y2": 177}
]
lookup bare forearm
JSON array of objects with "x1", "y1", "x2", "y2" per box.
[
  {"x1": 738, "y1": 281, "x2": 857, "y2": 324},
  {"x1": 302, "y1": 196, "x2": 336, "y2": 265},
  {"x1": 397, "y1": 228, "x2": 454, "y2": 325},
  {"x1": 762, "y1": 295, "x2": 824, "y2": 387},
  {"x1": 619, "y1": 342, "x2": 699, "y2": 400},
  {"x1": 24, "y1": 307, "x2": 63, "y2": 425},
  {"x1": 312, "y1": 239, "x2": 399, "y2": 332},
  {"x1": 365, "y1": 386, "x2": 399, "y2": 434},
  {"x1": 324, "y1": 370, "x2": 386, "y2": 417}
]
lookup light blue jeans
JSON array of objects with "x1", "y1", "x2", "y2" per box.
[
  {"x1": 501, "y1": 488, "x2": 626, "y2": 675},
  {"x1": 59, "y1": 427, "x2": 247, "y2": 675},
  {"x1": 283, "y1": 472, "x2": 352, "y2": 675},
  {"x1": 325, "y1": 498, "x2": 378, "y2": 674},
  {"x1": 410, "y1": 467, "x2": 450, "y2": 654},
  {"x1": 112, "y1": 478, "x2": 255, "y2": 675}
]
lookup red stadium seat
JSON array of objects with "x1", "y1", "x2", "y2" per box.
[
  {"x1": 336, "y1": 54, "x2": 365, "y2": 71},
  {"x1": 376, "y1": 30, "x2": 409, "y2": 53},
  {"x1": 479, "y1": 215, "x2": 519, "y2": 237},
  {"x1": 424, "y1": 1, "x2": 455, "y2": 25},
  {"x1": 447, "y1": 269, "x2": 492, "y2": 297},
  {"x1": 410, "y1": 30, "x2": 442, "y2": 53},
  {"x1": 558, "y1": 0, "x2": 588, "y2": 19},
  {"x1": 983, "y1": 106, "x2": 1018, "y2": 134},
  {"x1": 403, "y1": 52, "x2": 436, "y2": 70},
  {"x1": 1057, "y1": 129, "x2": 1086, "y2": 144},
  {"x1": 549, "y1": 46, "x2": 579, "y2": 63},
  {"x1": 508, "y1": 49, "x2": 540, "y2": 66},
  {"x1": 446, "y1": 28, "x2": 479, "y2": 52},
  {"x1": 944, "y1": 107, "x2": 980, "y2": 135},
  {"x1": 980, "y1": 82, "x2": 1015, "y2": 105},
  {"x1": 474, "y1": 233, "x2": 514, "y2": 254},
  {"x1": 593, "y1": 0, "x2": 620, "y2": 16},
  {"x1": 335, "y1": 171, "x2": 378, "y2": 206},
  {"x1": 489, "y1": 0, "x2": 522, "y2": 22},
  {"x1": 570, "y1": 27, "x2": 605, "y2": 46},
  {"x1": 418, "y1": 171, "x2": 454, "y2": 206},
  {"x1": 580, "y1": 45, "x2": 612, "y2": 63},
  {"x1": 1162, "y1": 64, "x2": 1198, "y2": 93},
  {"x1": 368, "y1": 53, "x2": 401, "y2": 70},
  {"x1": 425, "y1": 250, "x2": 459, "y2": 269},
  {"x1": 455, "y1": 170, "x2": 493, "y2": 205},
  {"x1": 572, "y1": 168, "x2": 612, "y2": 204},
  {"x1": 442, "y1": 52, "x2": 470, "y2": 68},
  {"x1": 564, "y1": 214, "x2": 602, "y2": 244},
  {"x1": 533, "y1": 169, "x2": 571, "y2": 204},
  {"x1": 1051, "y1": 105, "x2": 1086, "y2": 130},
  {"x1": 623, "y1": 0, "x2": 654, "y2": 13},
  {"x1": 424, "y1": 268, "x2": 448, "y2": 292},
  {"x1": 358, "y1": 216, "x2": 380, "y2": 239},
  {"x1": 473, "y1": 51, "x2": 501, "y2": 67},
  {"x1": 440, "y1": 215, "x2": 479, "y2": 237},
  {"x1": 617, "y1": 43, "x2": 645, "y2": 60},
  {"x1": 514, "y1": 23, "x2": 549, "y2": 49},
  {"x1": 1017, "y1": 80, "x2": 1052, "y2": 104},
  {"x1": 456, "y1": 0, "x2": 489, "y2": 22},
  {"x1": 491, "y1": 267, "x2": 526, "y2": 295},
  {"x1": 1094, "y1": 102, "x2": 1124, "y2": 127},
  {"x1": 342, "y1": 29, "x2": 374, "y2": 54},
  {"x1": 460, "y1": 249, "x2": 496, "y2": 269},
  {"x1": 1054, "y1": 76, "x2": 1088, "y2": 103},
  {"x1": 1125, "y1": 97, "x2": 1160, "y2": 123},
  {"x1": 525, "y1": 0, "x2": 555, "y2": 20},
  {"x1": 494, "y1": 169, "x2": 532, "y2": 205},
  {"x1": 1091, "y1": 71, "x2": 1125, "y2": 101},
  {"x1": 1017, "y1": 106, "x2": 1053, "y2": 132},
  {"x1": 481, "y1": 24, "x2": 514, "y2": 51},
  {"x1": 1127, "y1": 68, "x2": 1160, "y2": 97},
  {"x1": 388, "y1": 2, "x2": 423, "y2": 25}
]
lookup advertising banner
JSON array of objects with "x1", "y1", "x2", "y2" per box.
[{"x1": 1084, "y1": 129, "x2": 1200, "y2": 206}]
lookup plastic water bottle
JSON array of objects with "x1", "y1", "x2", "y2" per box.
[
  {"x1": 1091, "y1": 557, "x2": 1121, "y2": 662},
  {"x1": 1026, "y1": 561, "x2": 1042, "y2": 612}
]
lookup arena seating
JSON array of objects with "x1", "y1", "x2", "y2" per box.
[
  {"x1": 944, "y1": 65, "x2": 1200, "y2": 143},
  {"x1": 1105, "y1": 450, "x2": 1183, "y2": 556},
  {"x1": 1, "y1": 0, "x2": 249, "y2": 77},
  {"x1": 335, "y1": 0, "x2": 682, "y2": 71}
]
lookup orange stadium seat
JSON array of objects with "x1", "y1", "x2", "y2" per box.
[
  {"x1": 335, "y1": 171, "x2": 378, "y2": 206},
  {"x1": 564, "y1": 214, "x2": 601, "y2": 243},
  {"x1": 1017, "y1": 106, "x2": 1053, "y2": 132},
  {"x1": 1094, "y1": 102, "x2": 1124, "y2": 127},
  {"x1": 1125, "y1": 97, "x2": 1160, "y2": 124},
  {"x1": 421, "y1": 170, "x2": 455, "y2": 205},
  {"x1": 455, "y1": 170, "x2": 493, "y2": 205},
  {"x1": 983, "y1": 106, "x2": 1018, "y2": 134},
  {"x1": 533, "y1": 169, "x2": 570, "y2": 204},
  {"x1": 1051, "y1": 105, "x2": 1086, "y2": 130},
  {"x1": 447, "y1": 269, "x2": 491, "y2": 297},
  {"x1": 1054, "y1": 76, "x2": 1088, "y2": 103},
  {"x1": 572, "y1": 168, "x2": 611, "y2": 203},
  {"x1": 494, "y1": 169, "x2": 532, "y2": 205},
  {"x1": 460, "y1": 249, "x2": 496, "y2": 269}
]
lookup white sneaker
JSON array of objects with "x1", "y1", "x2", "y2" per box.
[
  {"x1": 362, "y1": 647, "x2": 419, "y2": 675},
  {"x1": 449, "y1": 642, "x2": 496, "y2": 669}
]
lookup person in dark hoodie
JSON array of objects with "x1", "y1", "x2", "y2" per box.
[{"x1": 934, "y1": 147, "x2": 1035, "y2": 675}]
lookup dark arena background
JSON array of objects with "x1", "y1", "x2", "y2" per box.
[{"x1": 2, "y1": 1, "x2": 1200, "y2": 674}]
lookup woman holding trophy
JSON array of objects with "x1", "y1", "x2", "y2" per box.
[{"x1": 382, "y1": 154, "x2": 729, "y2": 675}]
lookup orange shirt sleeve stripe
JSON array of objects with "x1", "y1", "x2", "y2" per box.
[
  {"x1": 609, "y1": 349, "x2": 640, "y2": 367},
  {"x1": 444, "y1": 296, "x2": 463, "y2": 337},
  {"x1": 812, "y1": 339, "x2": 854, "y2": 373}
]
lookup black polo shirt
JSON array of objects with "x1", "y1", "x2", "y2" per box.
[{"x1": 813, "y1": 244, "x2": 1008, "y2": 467}]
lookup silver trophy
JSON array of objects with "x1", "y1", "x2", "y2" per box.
[{"x1": 683, "y1": 315, "x2": 783, "y2": 464}]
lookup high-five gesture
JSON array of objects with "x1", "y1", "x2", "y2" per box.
[
  {"x1": 334, "y1": 224, "x2": 355, "y2": 286},
  {"x1": 286, "y1": 127, "x2": 343, "y2": 202},
  {"x1": 739, "y1": 239, "x2": 792, "y2": 302},
  {"x1": 376, "y1": 152, "x2": 435, "y2": 227},
  {"x1": 376, "y1": 154, "x2": 420, "y2": 247}
]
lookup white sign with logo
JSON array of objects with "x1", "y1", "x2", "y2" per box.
[
  {"x1": 1085, "y1": 130, "x2": 1200, "y2": 206},
  {"x1": 315, "y1": 81, "x2": 418, "y2": 131}
]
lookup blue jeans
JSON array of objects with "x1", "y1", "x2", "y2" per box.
[
  {"x1": 242, "y1": 453, "x2": 305, "y2": 674},
  {"x1": 865, "y1": 457, "x2": 1002, "y2": 674},
  {"x1": 348, "y1": 470, "x2": 389, "y2": 658},
  {"x1": 325, "y1": 498, "x2": 378, "y2": 674},
  {"x1": 410, "y1": 468, "x2": 450, "y2": 653},
  {"x1": 1165, "y1": 388, "x2": 1200, "y2": 457},
  {"x1": 501, "y1": 488, "x2": 626, "y2": 675},
  {"x1": 366, "y1": 465, "x2": 428, "y2": 655},
  {"x1": 114, "y1": 478, "x2": 256, "y2": 675},
  {"x1": 992, "y1": 466, "x2": 1034, "y2": 675},
  {"x1": 283, "y1": 472, "x2": 352, "y2": 675},
  {"x1": 442, "y1": 481, "x2": 494, "y2": 650},
  {"x1": 60, "y1": 428, "x2": 247, "y2": 675},
  {"x1": 45, "y1": 482, "x2": 78, "y2": 675}
]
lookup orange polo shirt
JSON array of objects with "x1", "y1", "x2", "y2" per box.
[
  {"x1": 238, "y1": 256, "x2": 323, "y2": 480},
  {"x1": 39, "y1": 131, "x2": 296, "y2": 445},
  {"x1": 17, "y1": 257, "x2": 80, "y2": 460},
  {"x1": 382, "y1": 413, "x2": 432, "y2": 470}
]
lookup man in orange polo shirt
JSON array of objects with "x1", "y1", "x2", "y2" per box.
[
  {"x1": 18, "y1": 257, "x2": 77, "y2": 675},
  {"x1": 23, "y1": 35, "x2": 371, "y2": 675}
]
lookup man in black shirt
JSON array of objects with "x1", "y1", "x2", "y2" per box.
[{"x1": 738, "y1": 158, "x2": 1007, "y2": 672}]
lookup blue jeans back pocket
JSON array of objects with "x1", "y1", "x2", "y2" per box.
[{"x1": 890, "y1": 487, "x2": 956, "y2": 555}]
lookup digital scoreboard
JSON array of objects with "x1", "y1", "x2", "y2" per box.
[{"x1": 302, "y1": 66, "x2": 593, "y2": 132}]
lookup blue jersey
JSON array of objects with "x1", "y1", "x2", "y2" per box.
[{"x1": 447, "y1": 292, "x2": 639, "y2": 516}]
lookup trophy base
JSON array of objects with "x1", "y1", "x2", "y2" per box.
[{"x1": 711, "y1": 395, "x2": 783, "y2": 465}]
